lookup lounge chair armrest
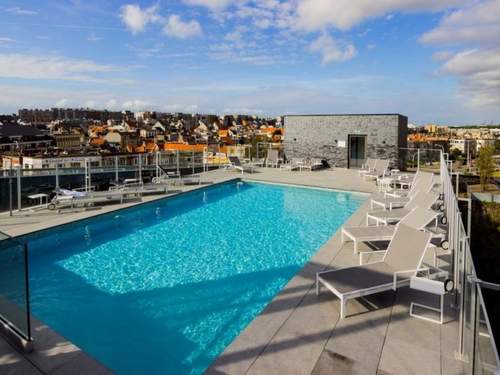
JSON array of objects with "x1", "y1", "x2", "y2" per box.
[
  {"x1": 392, "y1": 267, "x2": 430, "y2": 290},
  {"x1": 359, "y1": 250, "x2": 387, "y2": 265}
]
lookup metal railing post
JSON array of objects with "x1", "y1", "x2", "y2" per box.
[
  {"x1": 175, "y1": 150, "x2": 181, "y2": 176},
  {"x1": 55, "y1": 164, "x2": 59, "y2": 189},
  {"x1": 138, "y1": 154, "x2": 142, "y2": 182},
  {"x1": 16, "y1": 166, "x2": 21, "y2": 212},
  {"x1": 192, "y1": 150, "x2": 195, "y2": 175},
  {"x1": 115, "y1": 155, "x2": 119, "y2": 182}
]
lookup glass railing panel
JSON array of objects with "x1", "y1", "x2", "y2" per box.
[
  {"x1": 0, "y1": 236, "x2": 31, "y2": 341},
  {"x1": 474, "y1": 289, "x2": 500, "y2": 374}
]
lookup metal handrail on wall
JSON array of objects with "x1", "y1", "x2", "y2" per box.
[{"x1": 440, "y1": 152, "x2": 500, "y2": 373}]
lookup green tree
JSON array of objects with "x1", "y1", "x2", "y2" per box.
[
  {"x1": 477, "y1": 146, "x2": 495, "y2": 191},
  {"x1": 450, "y1": 148, "x2": 463, "y2": 161}
]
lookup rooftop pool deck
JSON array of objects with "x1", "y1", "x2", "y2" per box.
[{"x1": 0, "y1": 168, "x2": 464, "y2": 375}]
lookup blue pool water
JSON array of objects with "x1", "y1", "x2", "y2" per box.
[{"x1": 23, "y1": 181, "x2": 365, "y2": 374}]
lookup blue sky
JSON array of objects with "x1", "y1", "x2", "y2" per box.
[{"x1": 0, "y1": 0, "x2": 499, "y2": 124}]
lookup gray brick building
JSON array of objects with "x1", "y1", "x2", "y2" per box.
[{"x1": 283, "y1": 114, "x2": 408, "y2": 169}]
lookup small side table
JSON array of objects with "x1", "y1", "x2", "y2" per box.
[{"x1": 409, "y1": 276, "x2": 451, "y2": 325}]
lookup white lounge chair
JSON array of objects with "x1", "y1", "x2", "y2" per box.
[
  {"x1": 342, "y1": 207, "x2": 439, "y2": 253},
  {"x1": 300, "y1": 158, "x2": 323, "y2": 171},
  {"x1": 280, "y1": 158, "x2": 303, "y2": 171},
  {"x1": 316, "y1": 224, "x2": 432, "y2": 318},
  {"x1": 363, "y1": 159, "x2": 390, "y2": 181},
  {"x1": 48, "y1": 189, "x2": 135, "y2": 211},
  {"x1": 384, "y1": 171, "x2": 435, "y2": 198},
  {"x1": 265, "y1": 149, "x2": 281, "y2": 168},
  {"x1": 371, "y1": 172, "x2": 435, "y2": 210},
  {"x1": 227, "y1": 156, "x2": 256, "y2": 173},
  {"x1": 366, "y1": 191, "x2": 440, "y2": 225},
  {"x1": 358, "y1": 158, "x2": 376, "y2": 176}
]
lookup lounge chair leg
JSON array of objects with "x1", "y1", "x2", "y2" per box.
[
  {"x1": 340, "y1": 298, "x2": 346, "y2": 319},
  {"x1": 316, "y1": 276, "x2": 320, "y2": 296}
]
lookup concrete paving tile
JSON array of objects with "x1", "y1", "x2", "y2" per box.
[
  {"x1": 0, "y1": 337, "x2": 42, "y2": 375},
  {"x1": 311, "y1": 348, "x2": 374, "y2": 375},
  {"x1": 378, "y1": 336, "x2": 441, "y2": 375}
]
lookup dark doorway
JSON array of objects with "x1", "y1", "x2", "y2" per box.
[{"x1": 348, "y1": 135, "x2": 367, "y2": 168}]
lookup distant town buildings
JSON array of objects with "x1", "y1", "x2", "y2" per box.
[
  {"x1": 0, "y1": 107, "x2": 283, "y2": 170},
  {"x1": 1, "y1": 107, "x2": 498, "y2": 171}
]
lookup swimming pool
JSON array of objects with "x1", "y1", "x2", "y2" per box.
[{"x1": 23, "y1": 181, "x2": 365, "y2": 374}]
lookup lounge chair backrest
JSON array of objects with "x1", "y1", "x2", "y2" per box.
[
  {"x1": 267, "y1": 149, "x2": 279, "y2": 163},
  {"x1": 405, "y1": 191, "x2": 439, "y2": 210},
  {"x1": 409, "y1": 172, "x2": 434, "y2": 196},
  {"x1": 229, "y1": 156, "x2": 242, "y2": 166},
  {"x1": 366, "y1": 158, "x2": 376, "y2": 169},
  {"x1": 383, "y1": 223, "x2": 431, "y2": 271},
  {"x1": 377, "y1": 159, "x2": 389, "y2": 173},
  {"x1": 400, "y1": 207, "x2": 438, "y2": 229}
]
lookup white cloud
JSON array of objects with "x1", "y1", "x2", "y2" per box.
[
  {"x1": 119, "y1": 4, "x2": 161, "y2": 34},
  {"x1": 122, "y1": 99, "x2": 150, "y2": 111},
  {"x1": 106, "y1": 99, "x2": 119, "y2": 109},
  {"x1": 295, "y1": 0, "x2": 466, "y2": 31},
  {"x1": 439, "y1": 48, "x2": 500, "y2": 106},
  {"x1": 87, "y1": 34, "x2": 103, "y2": 42},
  {"x1": 5, "y1": 7, "x2": 37, "y2": 16},
  {"x1": 183, "y1": 0, "x2": 233, "y2": 11},
  {"x1": 432, "y1": 51, "x2": 453, "y2": 61},
  {"x1": 84, "y1": 100, "x2": 97, "y2": 108},
  {"x1": 419, "y1": 1, "x2": 500, "y2": 107},
  {"x1": 56, "y1": 98, "x2": 69, "y2": 107},
  {"x1": 164, "y1": 103, "x2": 199, "y2": 112},
  {"x1": 163, "y1": 15, "x2": 202, "y2": 39},
  {"x1": 309, "y1": 34, "x2": 357, "y2": 64},
  {"x1": 0, "y1": 37, "x2": 14, "y2": 47},
  {"x1": 0, "y1": 53, "x2": 134, "y2": 84},
  {"x1": 420, "y1": 0, "x2": 500, "y2": 46}
]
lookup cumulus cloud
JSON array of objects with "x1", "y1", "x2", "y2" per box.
[
  {"x1": 56, "y1": 98, "x2": 69, "y2": 107},
  {"x1": 420, "y1": 0, "x2": 500, "y2": 46},
  {"x1": 439, "y1": 48, "x2": 500, "y2": 106},
  {"x1": 309, "y1": 34, "x2": 357, "y2": 64},
  {"x1": 163, "y1": 15, "x2": 202, "y2": 39},
  {"x1": 0, "y1": 37, "x2": 14, "y2": 47},
  {"x1": 122, "y1": 99, "x2": 150, "y2": 111},
  {"x1": 5, "y1": 7, "x2": 38, "y2": 16},
  {"x1": 182, "y1": 0, "x2": 233, "y2": 11},
  {"x1": 420, "y1": 1, "x2": 500, "y2": 107},
  {"x1": 0, "y1": 53, "x2": 133, "y2": 83},
  {"x1": 295, "y1": 0, "x2": 466, "y2": 31},
  {"x1": 119, "y1": 4, "x2": 162, "y2": 34}
]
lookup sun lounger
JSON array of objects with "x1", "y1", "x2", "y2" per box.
[
  {"x1": 342, "y1": 207, "x2": 439, "y2": 253},
  {"x1": 48, "y1": 190, "x2": 135, "y2": 211},
  {"x1": 358, "y1": 158, "x2": 376, "y2": 176},
  {"x1": 384, "y1": 171, "x2": 435, "y2": 198},
  {"x1": 299, "y1": 158, "x2": 323, "y2": 171},
  {"x1": 280, "y1": 158, "x2": 303, "y2": 171},
  {"x1": 265, "y1": 149, "x2": 281, "y2": 168},
  {"x1": 227, "y1": 156, "x2": 256, "y2": 173},
  {"x1": 363, "y1": 159, "x2": 389, "y2": 181},
  {"x1": 371, "y1": 172, "x2": 436, "y2": 210},
  {"x1": 316, "y1": 224, "x2": 432, "y2": 318},
  {"x1": 366, "y1": 191, "x2": 440, "y2": 225}
]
